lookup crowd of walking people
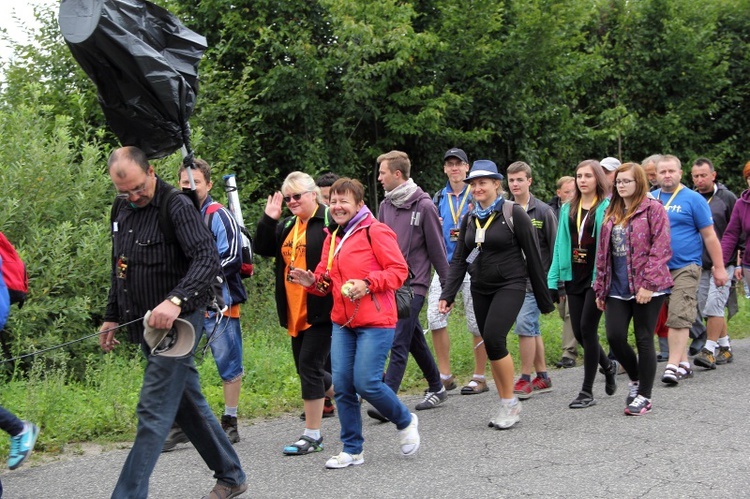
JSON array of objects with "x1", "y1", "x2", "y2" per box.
[{"x1": 17, "y1": 146, "x2": 740, "y2": 498}]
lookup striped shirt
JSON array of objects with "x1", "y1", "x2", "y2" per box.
[{"x1": 105, "y1": 177, "x2": 221, "y2": 343}]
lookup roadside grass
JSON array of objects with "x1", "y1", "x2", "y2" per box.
[{"x1": 1, "y1": 280, "x2": 748, "y2": 460}]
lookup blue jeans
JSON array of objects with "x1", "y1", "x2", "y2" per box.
[
  {"x1": 331, "y1": 324, "x2": 411, "y2": 455},
  {"x1": 0, "y1": 405, "x2": 23, "y2": 437},
  {"x1": 112, "y1": 310, "x2": 246, "y2": 499},
  {"x1": 383, "y1": 294, "x2": 442, "y2": 393},
  {"x1": 203, "y1": 314, "x2": 244, "y2": 382}
]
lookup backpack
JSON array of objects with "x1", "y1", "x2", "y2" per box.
[
  {"x1": 204, "y1": 202, "x2": 254, "y2": 278},
  {"x1": 0, "y1": 231, "x2": 28, "y2": 308}
]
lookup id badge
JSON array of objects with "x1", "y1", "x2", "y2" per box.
[
  {"x1": 572, "y1": 248, "x2": 588, "y2": 264},
  {"x1": 475, "y1": 228, "x2": 486, "y2": 244},
  {"x1": 449, "y1": 227, "x2": 460, "y2": 242},
  {"x1": 466, "y1": 247, "x2": 480, "y2": 264}
]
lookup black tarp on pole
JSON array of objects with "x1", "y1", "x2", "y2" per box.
[{"x1": 58, "y1": 0, "x2": 207, "y2": 160}]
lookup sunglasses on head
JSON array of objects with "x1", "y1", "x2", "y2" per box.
[{"x1": 283, "y1": 191, "x2": 310, "y2": 203}]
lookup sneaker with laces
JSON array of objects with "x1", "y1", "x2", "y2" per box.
[
  {"x1": 8, "y1": 422, "x2": 39, "y2": 470},
  {"x1": 201, "y1": 480, "x2": 248, "y2": 499},
  {"x1": 693, "y1": 348, "x2": 716, "y2": 369},
  {"x1": 626, "y1": 381, "x2": 639, "y2": 406},
  {"x1": 162, "y1": 424, "x2": 190, "y2": 452},
  {"x1": 513, "y1": 378, "x2": 533, "y2": 400},
  {"x1": 325, "y1": 451, "x2": 365, "y2": 469},
  {"x1": 624, "y1": 395, "x2": 652, "y2": 416},
  {"x1": 489, "y1": 400, "x2": 522, "y2": 429},
  {"x1": 531, "y1": 376, "x2": 553, "y2": 394},
  {"x1": 415, "y1": 387, "x2": 447, "y2": 410},
  {"x1": 715, "y1": 346, "x2": 733, "y2": 365},
  {"x1": 399, "y1": 413, "x2": 420, "y2": 456},
  {"x1": 221, "y1": 415, "x2": 240, "y2": 444}
]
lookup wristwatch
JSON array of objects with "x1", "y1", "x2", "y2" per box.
[
  {"x1": 168, "y1": 295, "x2": 183, "y2": 307},
  {"x1": 363, "y1": 278, "x2": 372, "y2": 294}
]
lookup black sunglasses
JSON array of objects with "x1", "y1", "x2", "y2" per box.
[{"x1": 283, "y1": 192, "x2": 310, "y2": 203}]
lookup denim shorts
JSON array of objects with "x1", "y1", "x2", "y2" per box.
[
  {"x1": 203, "y1": 315, "x2": 244, "y2": 383},
  {"x1": 512, "y1": 291, "x2": 541, "y2": 336},
  {"x1": 696, "y1": 266, "x2": 734, "y2": 317}
]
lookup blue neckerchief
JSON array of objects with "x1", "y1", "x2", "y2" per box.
[{"x1": 472, "y1": 197, "x2": 502, "y2": 220}]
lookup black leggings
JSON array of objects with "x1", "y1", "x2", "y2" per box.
[
  {"x1": 604, "y1": 295, "x2": 666, "y2": 399},
  {"x1": 472, "y1": 288, "x2": 526, "y2": 361},
  {"x1": 567, "y1": 288, "x2": 610, "y2": 395}
]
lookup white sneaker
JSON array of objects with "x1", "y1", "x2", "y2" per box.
[
  {"x1": 489, "y1": 400, "x2": 522, "y2": 429},
  {"x1": 399, "y1": 413, "x2": 420, "y2": 456},
  {"x1": 325, "y1": 451, "x2": 364, "y2": 469}
]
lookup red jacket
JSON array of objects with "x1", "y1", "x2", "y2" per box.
[{"x1": 308, "y1": 212, "x2": 408, "y2": 328}]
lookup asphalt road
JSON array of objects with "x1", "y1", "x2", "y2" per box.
[{"x1": 2, "y1": 339, "x2": 749, "y2": 498}]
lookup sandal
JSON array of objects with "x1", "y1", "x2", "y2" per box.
[
  {"x1": 282, "y1": 435, "x2": 323, "y2": 455},
  {"x1": 568, "y1": 391, "x2": 596, "y2": 409},
  {"x1": 460, "y1": 377, "x2": 489, "y2": 395}
]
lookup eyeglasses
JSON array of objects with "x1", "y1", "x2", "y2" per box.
[
  {"x1": 444, "y1": 161, "x2": 466, "y2": 168},
  {"x1": 282, "y1": 191, "x2": 311, "y2": 203},
  {"x1": 614, "y1": 179, "x2": 634, "y2": 186},
  {"x1": 115, "y1": 182, "x2": 149, "y2": 199}
]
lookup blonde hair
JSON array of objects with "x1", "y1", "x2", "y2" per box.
[{"x1": 281, "y1": 172, "x2": 323, "y2": 204}]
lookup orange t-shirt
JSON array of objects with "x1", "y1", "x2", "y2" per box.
[{"x1": 282, "y1": 218, "x2": 311, "y2": 337}]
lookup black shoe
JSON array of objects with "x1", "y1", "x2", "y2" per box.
[
  {"x1": 367, "y1": 407, "x2": 389, "y2": 423},
  {"x1": 162, "y1": 425, "x2": 190, "y2": 452},
  {"x1": 569, "y1": 391, "x2": 596, "y2": 409},
  {"x1": 604, "y1": 360, "x2": 618, "y2": 395},
  {"x1": 556, "y1": 357, "x2": 575, "y2": 368},
  {"x1": 221, "y1": 415, "x2": 240, "y2": 444}
]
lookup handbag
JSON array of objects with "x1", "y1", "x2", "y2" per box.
[{"x1": 395, "y1": 268, "x2": 415, "y2": 319}]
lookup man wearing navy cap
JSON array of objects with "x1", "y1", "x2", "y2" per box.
[{"x1": 427, "y1": 148, "x2": 490, "y2": 395}]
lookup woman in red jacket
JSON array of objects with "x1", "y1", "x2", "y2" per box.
[
  {"x1": 291, "y1": 178, "x2": 419, "y2": 469},
  {"x1": 594, "y1": 163, "x2": 673, "y2": 416}
]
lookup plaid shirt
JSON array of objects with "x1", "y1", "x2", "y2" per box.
[{"x1": 105, "y1": 177, "x2": 220, "y2": 343}]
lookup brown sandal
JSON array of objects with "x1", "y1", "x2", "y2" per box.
[{"x1": 460, "y1": 377, "x2": 489, "y2": 395}]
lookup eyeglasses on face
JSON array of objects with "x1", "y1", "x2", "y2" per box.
[
  {"x1": 444, "y1": 161, "x2": 466, "y2": 168},
  {"x1": 283, "y1": 191, "x2": 311, "y2": 203},
  {"x1": 614, "y1": 179, "x2": 634, "y2": 186},
  {"x1": 116, "y1": 182, "x2": 149, "y2": 199}
]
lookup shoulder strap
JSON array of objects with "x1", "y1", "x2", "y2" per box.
[
  {"x1": 159, "y1": 188, "x2": 187, "y2": 245},
  {"x1": 502, "y1": 200, "x2": 515, "y2": 234},
  {"x1": 203, "y1": 201, "x2": 223, "y2": 227},
  {"x1": 432, "y1": 190, "x2": 442, "y2": 207}
]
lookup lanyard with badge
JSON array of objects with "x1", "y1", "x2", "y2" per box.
[
  {"x1": 572, "y1": 197, "x2": 597, "y2": 264},
  {"x1": 314, "y1": 227, "x2": 340, "y2": 292},
  {"x1": 661, "y1": 184, "x2": 683, "y2": 209},
  {"x1": 448, "y1": 188, "x2": 470, "y2": 242},
  {"x1": 466, "y1": 212, "x2": 496, "y2": 264}
]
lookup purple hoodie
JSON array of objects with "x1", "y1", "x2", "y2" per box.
[
  {"x1": 722, "y1": 189, "x2": 750, "y2": 267},
  {"x1": 378, "y1": 186, "x2": 449, "y2": 296}
]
